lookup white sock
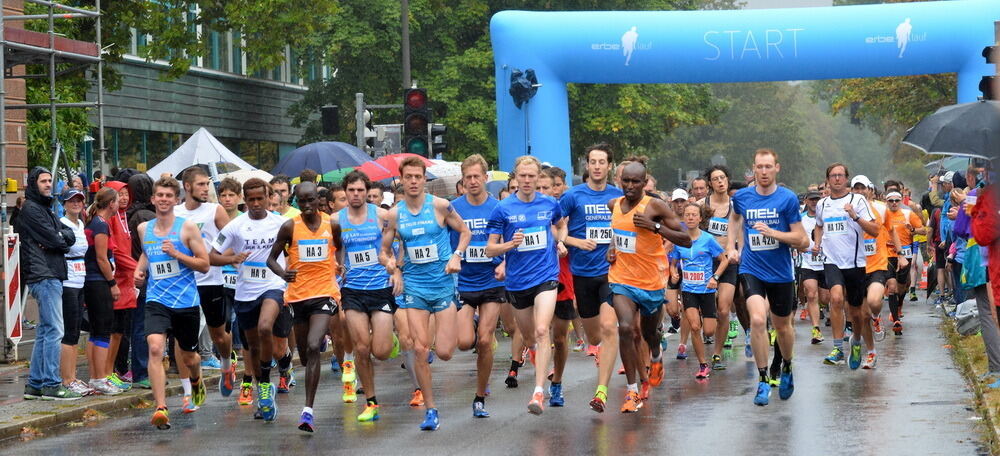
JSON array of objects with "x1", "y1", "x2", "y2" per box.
[
  {"x1": 627, "y1": 383, "x2": 638, "y2": 393},
  {"x1": 534, "y1": 386, "x2": 544, "y2": 395},
  {"x1": 344, "y1": 353, "x2": 354, "y2": 362},
  {"x1": 868, "y1": 349, "x2": 877, "y2": 355},
  {"x1": 302, "y1": 406, "x2": 313, "y2": 415},
  {"x1": 181, "y1": 378, "x2": 192, "y2": 396}
]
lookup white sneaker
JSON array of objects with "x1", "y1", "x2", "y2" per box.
[
  {"x1": 89, "y1": 378, "x2": 123, "y2": 395},
  {"x1": 68, "y1": 379, "x2": 96, "y2": 396}
]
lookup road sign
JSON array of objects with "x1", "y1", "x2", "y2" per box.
[{"x1": 4, "y1": 233, "x2": 21, "y2": 346}]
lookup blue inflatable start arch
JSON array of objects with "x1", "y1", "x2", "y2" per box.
[{"x1": 490, "y1": 0, "x2": 1000, "y2": 172}]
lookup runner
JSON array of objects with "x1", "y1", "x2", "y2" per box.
[
  {"x1": 609, "y1": 161, "x2": 690, "y2": 412},
  {"x1": 815, "y1": 164, "x2": 880, "y2": 370},
  {"x1": 797, "y1": 190, "x2": 828, "y2": 345},
  {"x1": 210, "y1": 178, "x2": 290, "y2": 422},
  {"x1": 698, "y1": 165, "x2": 742, "y2": 369},
  {"x1": 452, "y1": 155, "x2": 507, "y2": 417},
  {"x1": 381, "y1": 156, "x2": 471, "y2": 430},
  {"x1": 134, "y1": 176, "x2": 211, "y2": 429},
  {"x1": 173, "y1": 167, "x2": 236, "y2": 397},
  {"x1": 883, "y1": 181, "x2": 925, "y2": 334},
  {"x1": 727, "y1": 149, "x2": 808, "y2": 406},
  {"x1": 851, "y1": 176, "x2": 889, "y2": 367},
  {"x1": 487, "y1": 155, "x2": 567, "y2": 416},
  {"x1": 557, "y1": 143, "x2": 623, "y2": 413},
  {"x1": 217, "y1": 177, "x2": 256, "y2": 406},
  {"x1": 333, "y1": 171, "x2": 400, "y2": 423}
]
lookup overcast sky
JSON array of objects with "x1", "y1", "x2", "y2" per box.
[{"x1": 743, "y1": 0, "x2": 834, "y2": 8}]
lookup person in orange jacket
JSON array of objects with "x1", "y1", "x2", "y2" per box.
[{"x1": 104, "y1": 180, "x2": 138, "y2": 389}]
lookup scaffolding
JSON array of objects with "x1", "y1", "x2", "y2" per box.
[{"x1": 0, "y1": 0, "x2": 104, "y2": 360}]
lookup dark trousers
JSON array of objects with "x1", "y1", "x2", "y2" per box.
[{"x1": 130, "y1": 285, "x2": 149, "y2": 382}]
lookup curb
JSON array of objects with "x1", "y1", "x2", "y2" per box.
[{"x1": 939, "y1": 303, "x2": 1000, "y2": 453}]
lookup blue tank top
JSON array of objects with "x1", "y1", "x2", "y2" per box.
[
  {"x1": 397, "y1": 194, "x2": 454, "y2": 298},
  {"x1": 340, "y1": 204, "x2": 390, "y2": 290},
  {"x1": 451, "y1": 195, "x2": 503, "y2": 292},
  {"x1": 144, "y1": 217, "x2": 200, "y2": 309}
]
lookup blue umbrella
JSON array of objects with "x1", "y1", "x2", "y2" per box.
[
  {"x1": 486, "y1": 180, "x2": 508, "y2": 198},
  {"x1": 271, "y1": 142, "x2": 372, "y2": 177}
]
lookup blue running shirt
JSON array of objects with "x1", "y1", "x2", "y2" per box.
[
  {"x1": 487, "y1": 192, "x2": 561, "y2": 292},
  {"x1": 669, "y1": 230, "x2": 724, "y2": 294},
  {"x1": 339, "y1": 204, "x2": 390, "y2": 290},
  {"x1": 144, "y1": 217, "x2": 199, "y2": 309},
  {"x1": 559, "y1": 183, "x2": 623, "y2": 277},
  {"x1": 731, "y1": 186, "x2": 801, "y2": 283},
  {"x1": 452, "y1": 195, "x2": 503, "y2": 292},
  {"x1": 396, "y1": 194, "x2": 454, "y2": 299}
]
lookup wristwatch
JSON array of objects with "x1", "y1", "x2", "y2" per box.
[
  {"x1": 712, "y1": 274, "x2": 719, "y2": 282},
  {"x1": 453, "y1": 249, "x2": 464, "y2": 259},
  {"x1": 107, "y1": 279, "x2": 117, "y2": 287},
  {"x1": 653, "y1": 222, "x2": 662, "y2": 232}
]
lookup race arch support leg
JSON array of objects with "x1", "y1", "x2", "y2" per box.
[{"x1": 496, "y1": 73, "x2": 572, "y2": 173}]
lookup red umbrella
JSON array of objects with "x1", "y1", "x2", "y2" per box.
[
  {"x1": 375, "y1": 153, "x2": 435, "y2": 178},
  {"x1": 355, "y1": 161, "x2": 394, "y2": 181}
]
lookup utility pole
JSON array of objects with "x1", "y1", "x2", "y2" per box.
[{"x1": 401, "y1": 0, "x2": 411, "y2": 90}]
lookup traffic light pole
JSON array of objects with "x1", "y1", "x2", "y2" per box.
[{"x1": 355, "y1": 92, "x2": 404, "y2": 151}]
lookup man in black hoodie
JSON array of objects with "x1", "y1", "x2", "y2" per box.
[
  {"x1": 17, "y1": 167, "x2": 81, "y2": 400},
  {"x1": 126, "y1": 173, "x2": 156, "y2": 388}
]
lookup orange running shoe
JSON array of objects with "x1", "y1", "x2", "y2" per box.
[
  {"x1": 620, "y1": 391, "x2": 642, "y2": 413},
  {"x1": 586, "y1": 345, "x2": 599, "y2": 357},
  {"x1": 409, "y1": 389, "x2": 425, "y2": 407},
  {"x1": 639, "y1": 381, "x2": 651, "y2": 401},
  {"x1": 151, "y1": 407, "x2": 170, "y2": 430},
  {"x1": 589, "y1": 389, "x2": 607, "y2": 413},
  {"x1": 527, "y1": 392, "x2": 545, "y2": 415},
  {"x1": 238, "y1": 382, "x2": 254, "y2": 406},
  {"x1": 649, "y1": 361, "x2": 665, "y2": 386}
]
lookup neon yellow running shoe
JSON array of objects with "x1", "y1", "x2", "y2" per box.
[
  {"x1": 389, "y1": 334, "x2": 401, "y2": 359},
  {"x1": 192, "y1": 379, "x2": 206, "y2": 407},
  {"x1": 357, "y1": 402, "x2": 380, "y2": 422},
  {"x1": 342, "y1": 381, "x2": 358, "y2": 403}
]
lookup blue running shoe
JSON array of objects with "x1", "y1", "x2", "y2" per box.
[
  {"x1": 779, "y1": 369, "x2": 794, "y2": 400},
  {"x1": 330, "y1": 356, "x2": 341, "y2": 373},
  {"x1": 848, "y1": 343, "x2": 862, "y2": 370},
  {"x1": 428, "y1": 351, "x2": 435, "y2": 364},
  {"x1": 744, "y1": 333, "x2": 753, "y2": 359},
  {"x1": 824, "y1": 347, "x2": 845, "y2": 365},
  {"x1": 549, "y1": 383, "x2": 565, "y2": 407},
  {"x1": 420, "y1": 408, "x2": 440, "y2": 431},
  {"x1": 754, "y1": 381, "x2": 771, "y2": 406},
  {"x1": 472, "y1": 401, "x2": 490, "y2": 418},
  {"x1": 259, "y1": 382, "x2": 277, "y2": 422},
  {"x1": 298, "y1": 411, "x2": 314, "y2": 432}
]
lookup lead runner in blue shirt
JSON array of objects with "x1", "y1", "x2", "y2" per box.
[
  {"x1": 379, "y1": 156, "x2": 470, "y2": 432},
  {"x1": 487, "y1": 155, "x2": 567, "y2": 417},
  {"x1": 727, "y1": 148, "x2": 808, "y2": 407},
  {"x1": 558, "y1": 143, "x2": 623, "y2": 412}
]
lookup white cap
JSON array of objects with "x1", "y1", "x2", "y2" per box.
[
  {"x1": 381, "y1": 191, "x2": 394, "y2": 206},
  {"x1": 850, "y1": 175, "x2": 874, "y2": 189},
  {"x1": 671, "y1": 189, "x2": 689, "y2": 201},
  {"x1": 941, "y1": 171, "x2": 955, "y2": 183}
]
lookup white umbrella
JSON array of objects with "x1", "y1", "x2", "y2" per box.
[
  {"x1": 217, "y1": 169, "x2": 274, "y2": 186},
  {"x1": 427, "y1": 160, "x2": 462, "y2": 178}
]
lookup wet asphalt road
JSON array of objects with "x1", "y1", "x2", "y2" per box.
[{"x1": 6, "y1": 298, "x2": 987, "y2": 455}]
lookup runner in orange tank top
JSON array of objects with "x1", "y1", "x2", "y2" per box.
[
  {"x1": 267, "y1": 182, "x2": 339, "y2": 432},
  {"x1": 607, "y1": 160, "x2": 690, "y2": 413}
]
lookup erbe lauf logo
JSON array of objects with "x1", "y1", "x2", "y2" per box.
[
  {"x1": 864, "y1": 17, "x2": 926, "y2": 58},
  {"x1": 590, "y1": 26, "x2": 652, "y2": 66}
]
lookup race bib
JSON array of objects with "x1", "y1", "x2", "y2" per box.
[
  {"x1": 899, "y1": 244, "x2": 912, "y2": 258},
  {"x1": 824, "y1": 216, "x2": 848, "y2": 236},
  {"x1": 966, "y1": 195, "x2": 977, "y2": 207},
  {"x1": 465, "y1": 241, "x2": 490, "y2": 263},
  {"x1": 809, "y1": 251, "x2": 826, "y2": 264},
  {"x1": 748, "y1": 229, "x2": 778, "y2": 251},
  {"x1": 68, "y1": 259, "x2": 86, "y2": 275},
  {"x1": 150, "y1": 259, "x2": 181, "y2": 280},
  {"x1": 682, "y1": 270, "x2": 706, "y2": 284},
  {"x1": 407, "y1": 242, "x2": 439, "y2": 264},
  {"x1": 349, "y1": 247, "x2": 378, "y2": 268},
  {"x1": 707, "y1": 217, "x2": 729, "y2": 237},
  {"x1": 613, "y1": 229, "x2": 637, "y2": 254},
  {"x1": 518, "y1": 226, "x2": 547, "y2": 252},
  {"x1": 297, "y1": 239, "x2": 329, "y2": 263},
  {"x1": 586, "y1": 221, "x2": 613, "y2": 244},
  {"x1": 241, "y1": 261, "x2": 272, "y2": 283},
  {"x1": 223, "y1": 271, "x2": 237, "y2": 289},
  {"x1": 863, "y1": 238, "x2": 876, "y2": 257}
]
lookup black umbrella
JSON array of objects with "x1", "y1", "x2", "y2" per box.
[
  {"x1": 901, "y1": 99, "x2": 1000, "y2": 158},
  {"x1": 271, "y1": 141, "x2": 371, "y2": 177}
]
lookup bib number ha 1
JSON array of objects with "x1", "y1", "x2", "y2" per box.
[{"x1": 518, "y1": 226, "x2": 547, "y2": 252}]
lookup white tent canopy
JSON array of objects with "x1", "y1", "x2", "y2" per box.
[{"x1": 146, "y1": 127, "x2": 255, "y2": 178}]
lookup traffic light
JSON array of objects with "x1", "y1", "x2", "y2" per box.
[
  {"x1": 431, "y1": 124, "x2": 447, "y2": 157},
  {"x1": 403, "y1": 88, "x2": 431, "y2": 156},
  {"x1": 983, "y1": 45, "x2": 999, "y2": 100},
  {"x1": 320, "y1": 105, "x2": 339, "y2": 135}
]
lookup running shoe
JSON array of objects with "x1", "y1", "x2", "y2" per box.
[
  {"x1": 778, "y1": 368, "x2": 794, "y2": 400},
  {"x1": 182, "y1": 395, "x2": 199, "y2": 414},
  {"x1": 193, "y1": 379, "x2": 207, "y2": 406},
  {"x1": 618, "y1": 365, "x2": 625, "y2": 375},
  {"x1": 89, "y1": 378, "x2": 122, "y2": 395},
  {"x1": 342, "y1": 360, "x2": 357, "y2": 384},
  {"x1": 230, "y1": 350, "x2": 239, "y2": 372},
  {"x1": 259, "y1": 382, "x2": 277, "y2": 422},
  {"x1": 358, "y1": 403, "x2": 380, "y2": 422},
  {"x1": 151, "y1": 407, "x2": 171, "y2": 430},
  {"x1": 528, "y1": 348, "x2": 536, "y2": 366},
  {"x1": 573, "y1": 339, "x2": 586, "y2": 352},
  {"x1": 299, "y1": 411, "x2": 315, "y2": 432},
  {"x1": 892, "y1": 320, "x2": 903, "y2": 336},
  {"x1": 330, "y1": 355, "x2": 340, "y2": 373},
  {"x1": 639, "y1": 381, "x2": 651, "y2": 401},
  {"x1": 754, "y1": 381, "x2": 771, "y2": 406},
  {"x1": 744, "y1": 333, "x2": 753, "y2": 359},
  {"x1": 200, "y1": 356, "x2": 222, "y2": 370},
  {"x1": 711, "y1": 354, "x2": 726, "y2": 371},
  {"x1": 123, "y1": 371, "x2": 133, "y2": 383},
  {"x1": 108, "y1": 372, "x2": 132, "y2": 391},
  {"x1": 823, "y1": 347, "x2": 845, "y2": 365},
  {"x1": 549, "y1": 383, "x2": 565, "y2": 407},
  {"x1": 620, "y1": 391, "x2": 642, "y2": 413},
  {"x1": 909, "y1": 290, "x2": 918, "y2": 302},
  {"x1": 590, "y1": 389, "x2": 607, "y2": 413},
  {"x1": 676, "y1": 343, "x2": 688, "y2": 360},
  {"x1": 799, "y1": 308, "x2": 809, "y2": 320},
  {"x1": 660, "y1": 334, "x2": 669, "y2": 353},
  {"x1": 528, "y1": 392, "x2": 545, "y2": 415},
  {"x1": 696, "y1": 363, "x2": 711, "y2": 379},
  {"x1": 390, "y1": 334, "x2": 401, "y2": 359},
  {"x1": 288, "y1": 369, "x2": 296, "y2": 387},
  {"x1": 843, "y1": 326, "x2": 853, "y2": 343},
  {"x1": 704, "y1": 336, "x2": 714, "y2": 345},
  {"x1": 277, "y1": 370, "x2": 291, "y2": 394},
  {"x1": 768, "y1": 377, "x2": 780, "y2": 387},
  {"x1": 849, "y1": 343, "x2": 863, "y2": 370},
  {"x1": 769, "y1": 329, "x2": 776, "y2": 345},
  {"x1": 238, "y1": 382, "x2": 254, "y2": 405},
  {"x1": 728, "y1": 320, "x2": 739, "y2": 340},
  {"x1": 586, "y1": 345, "x2": 600, "y2": 357},
  {"x1": 505, "y1": 370, "x2": 519, "y2": 388},
  {"x1": 649, "y1": 361, "x2": 665, "y2": 386},
  {"x1": 873, "y1": 317, "x2": 886, "y2": 342},
  {"x1": 68, "y1": 379, "x2": 96, "y2": 396},
  {"x1": 861, "y1": 352, "x2": 878, "y2": 369},
  {"x1": 811, "y1": 327, "x2": 824, "y2": 345},
  {"x1": 342, "y1": 380, "x2": 358, "y2": 403},
  {"x1": 220, "y1": 367, "x2": 236, "y2": 397},
  {"x1": 472, "y1": 401, "x2": 490, "y2": 418},
  {"x1": 254, "y1": 407, "x2": 263, "y2": 420},
  {"x1": 420, "y1": 408, "x2": 440, "y2": 431},
  {"x1": 41, "y1": 384, "x2": 82, "y2": 401},
  {"x1": 133, "y1": 378, "x2": 151, "y2": 390},
  {"x1": 409, "y1": 389, "x2": 424, "y2": 407}
]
